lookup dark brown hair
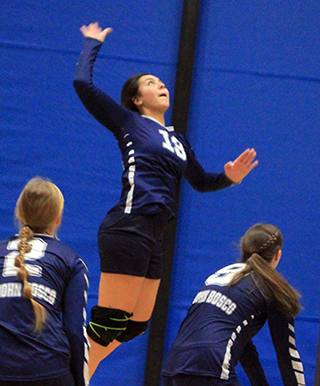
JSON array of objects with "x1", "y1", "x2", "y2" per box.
[
  {"x1": 229, "y1": 223, "x2": 301, "y2": 318},
  {"x1": 121, "y1": 73, "x2": 148, "y2": 113}
]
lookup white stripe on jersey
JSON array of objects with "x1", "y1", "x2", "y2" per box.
[
  {"x1": 125, "y1": 165, "x2": 136, "y2": 214},
  {"x1": 287, "y1": 322, "x2": 305, "y2": 385},
  {"x1": 84, "y1": 325, "x2": 90, "y2": 386},
  {"x1": 83, "y1": 272, "x2": 90, "y2": 386},
  {"x1": 292, "y1": 360, "x2": 304, "y2": 372},
  {"x1": 295, "y1": 371, "x2": 306, "y2": 385},
  {"x1": 220, "y1": 319, "x2": 248, "y2": 380},
  {"x1": 220, "y1": 338, "x2": 233, "y2": 380},
  {"x1": 289, "y1": 347, "x2": 300, "y2": 358}
]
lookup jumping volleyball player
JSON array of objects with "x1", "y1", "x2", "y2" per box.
[
  {"x1": 0, "y1": 177, "x2": 89, "y2": 386},
  {"x1": 162, "y1": 224, "x2": 305, "y2": 386},
  {"x1": 73, "y1": 22, "x2": 258, "y2": 377}
]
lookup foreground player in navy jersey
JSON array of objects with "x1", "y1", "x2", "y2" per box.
[
  {"x1": 74, "y1": 22, "x2": 258, "y2": 377},
  {"x1": 162, "y1": 224, "x2": 305, "y2": 386},
  {"x1": 0, "y1": 177, "x2": 89, "y2": 386}
]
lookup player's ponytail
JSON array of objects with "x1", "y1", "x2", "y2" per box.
[
  {"x1": 15, "y1": 226, "x2": 46, "y2": 331},
  {"x1": 229, "y1": 224, "x2": 301, "y2": 319}
]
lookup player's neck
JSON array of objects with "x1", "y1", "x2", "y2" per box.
[{"x1": 141, "y1": 109, "x2": 166, "y2": 126}]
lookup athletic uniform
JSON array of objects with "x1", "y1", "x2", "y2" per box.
[
  {"x1": 162, "y1": 263, "x2": 305, "y2": 386},
  {"x1": 74, "y1": 37, "x2": 234, "y2": 279},
  {"x1": 0, "y1": 234, "x2": 89, "y2": 386}
]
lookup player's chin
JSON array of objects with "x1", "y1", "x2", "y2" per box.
[
  {"x1": 158, "y1": 102, "x2": 169, "y2": 113},
  {"x1": 161, "y1": 100, "x2": 170, "y2": 109}
]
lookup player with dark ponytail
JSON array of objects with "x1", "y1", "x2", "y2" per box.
[
  {"x1": 162, "y1": 223, "x2": 305, "y2": 386},
  {"x1": 74, "y1": 22, "x2": 259, "y2": 377},
  {"x1": 229, "y1": 224, "x2": 301, "y2": 319}
]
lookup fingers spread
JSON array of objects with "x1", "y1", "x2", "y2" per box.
[
  {"x1": 236, "y1": 148, "x2": 257, "y2": 166},
  {"x1": 248, "y1": 160, "x2": 259, "y2": 171},
  {"x1": 101, "y1": 27, "x2": 113, "y2": 39}
]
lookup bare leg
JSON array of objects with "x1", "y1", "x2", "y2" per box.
[
  {"x1": 131, "y1": 277, "x2": 161, "y2": 321},
  {"x1": 88, "y1": 338, "x2": 121, "y2": 378},
  {"x1": 88, "y1": 273, "x2": 161, "y2": 379},
  {"x1": 98, "y1": 273, "x2": 147, "y2": 312}
]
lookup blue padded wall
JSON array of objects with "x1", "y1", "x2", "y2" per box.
[
  {"x1": 164, "y1": 2, "x2": 320, "y2": 386},
  {"x1": 1, "y1": 1, "x2": 182, "y2": 385}
]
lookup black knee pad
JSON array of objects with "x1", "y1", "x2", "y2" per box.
[
  {"x1": 87, "y1": 306, "x2": 133, "y2": 347},
  {"x1": 116, "y1": 320, "x2": 149, "y2": 343}
]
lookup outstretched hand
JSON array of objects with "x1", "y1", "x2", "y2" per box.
[
  {"x1": 80, "y1": 22, "x2": 113, "y2": 42},
  {"x1": 224, "y1": 148, "x2": 258, "y2": 183}
]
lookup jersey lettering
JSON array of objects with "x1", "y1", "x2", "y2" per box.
[
  {"x1": 30, "y1": 283, "x2": 57, "y2": 305},
  {"x1": 1, "y1": 237, "x2": 57, "y2": 305},
  {"x1": 192, "y1": 289, "x2": 237, "y2": 315},
  {"x1": 0, "y1": 282, "x2": 22, "y2": 298},
  {"x1": 159, "y1": 129, "x2": 187, "y2": 161}
]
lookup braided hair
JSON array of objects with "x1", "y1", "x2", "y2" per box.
[
  {"x1": 15, "y1": 225, "x2": 46, "y2": 331},
  {"x1": 229, "y1": 224, "x2": 301, "y2": 319},
  {"x1": 15, "y1": 177, "x2": 64, "y2": 331}
]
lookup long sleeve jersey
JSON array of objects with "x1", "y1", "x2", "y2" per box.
[
  {"x1": 74, "y1": 38, "x2": 233, "y2": 216},
  {"x1": 0, "y1": 234, "x2": 89, "y2": 386},
  {"x1": 162, "y1": 263, "x2": 305, "y2": 386}
]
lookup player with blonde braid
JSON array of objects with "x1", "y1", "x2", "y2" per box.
[
  {"x1": 14, "y1": 225, "x2": 46, "y2": 331},
  {"x1": 0, "y1": 177, "x2": 89, "y2": 386}
]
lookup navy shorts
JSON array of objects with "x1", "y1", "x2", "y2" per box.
[
  {"x1": 98, "y1": 210, "x2": 170, "y2": 279},
  {"x1": 163, "y1": 374, "x2": 241, "y2": 386},
  {"x1": 0, "y1": 373, "x2": 75, "y2": 386}
]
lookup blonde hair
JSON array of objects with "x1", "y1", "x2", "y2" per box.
[
  {"x1": 16, "y1": 177, "x2": 64, "y2": 235},
  {"x1": 14, "y1": 177, "x2": 65, "y2": 331},
  {"x1": 229, "y1": 223, "x2": 301, "y2": 319}
]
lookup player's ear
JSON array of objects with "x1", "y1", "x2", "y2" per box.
[
  {"x1": 55, "y1": 215, "x2": 61, "y2": 226},
  {"x1": 132, "y1": 96, "x2": 142, "y2": 106}
]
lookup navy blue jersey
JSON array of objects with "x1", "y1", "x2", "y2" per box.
[
  {"x1": 162, "y1": 263, "x2": 305, "y2": 386},
  {"x1": 74, "y1": 37, "x2": 233, "y2": 216},
  {"x1": 0, "y1": 234, "x2": 89, "y2": 386}
]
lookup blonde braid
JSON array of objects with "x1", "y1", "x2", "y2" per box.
[{"x1": 15, "y1": 226, "x2": 46, "y2": 332}]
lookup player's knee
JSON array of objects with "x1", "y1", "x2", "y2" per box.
[
  {"x1": 87, "y1": 306, "x2": 133, "y2": 347},
  {"x1": 116, "y1": 319, "x2": 149, "y2": 343}
]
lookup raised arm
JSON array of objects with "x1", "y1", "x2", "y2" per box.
[
  {"x1": 79, "y1": 21, "x2": 113, "y2": 42},
  {"x1": 179, "y1": 133, "x2": 232, "y2": 191},
  {"x1": 224, "y1": 148, "x2": 258, "y2": 183},
  {"x1": 183, "y1": 138, "x2": 257, "y2": 192},
  {"x1": 73, "y1": 22, "x2": 132, "y2": 136}
]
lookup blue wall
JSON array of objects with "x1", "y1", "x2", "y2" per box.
[{"x1": 1, "y1": 1, "x2": 319, "y2": 385}]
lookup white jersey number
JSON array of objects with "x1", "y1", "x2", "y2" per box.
[
  {"x1": 2, "y1": 238, "x2": 48, "y2": 277},
  {"x1": 205, "y1": 263, "x2": 245, "y2": 287},
  {"x1": 159, "y1": 129, "x2": 187, "y2": 161}
]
